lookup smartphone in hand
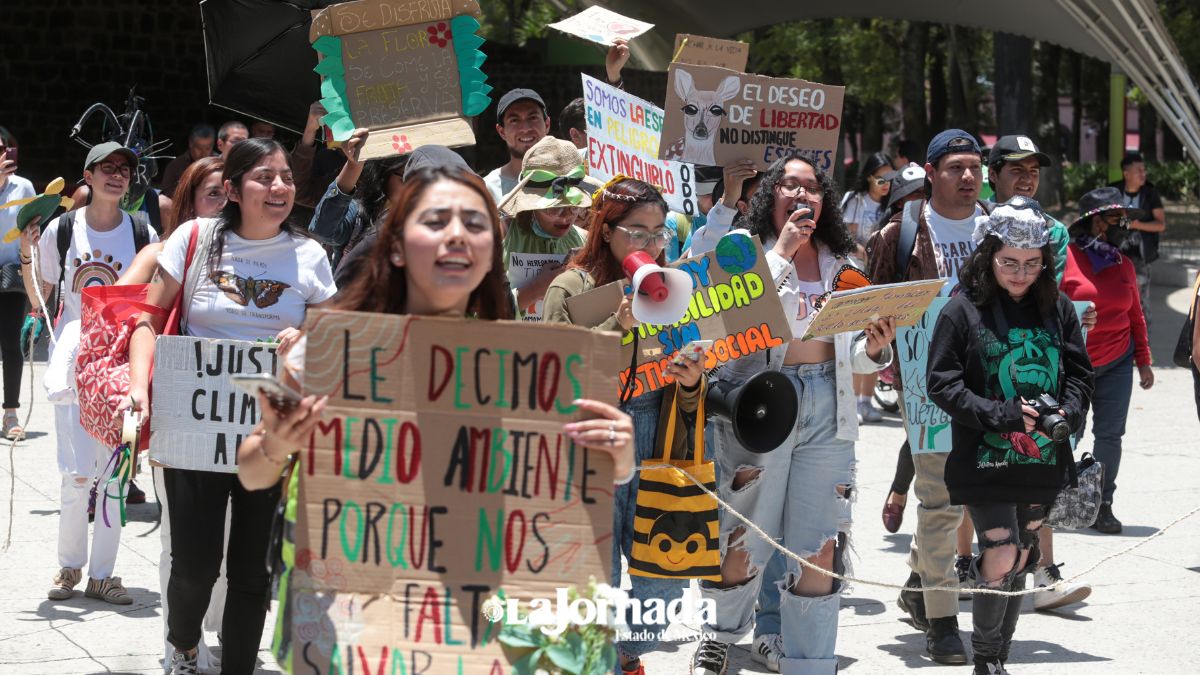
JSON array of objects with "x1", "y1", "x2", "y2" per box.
[
  {"x1": 671, "y1": 339, "x2": 713, "y2": 366},
  {"x1": 232, "y1": 374, "x2": 302, "y2": 415}
]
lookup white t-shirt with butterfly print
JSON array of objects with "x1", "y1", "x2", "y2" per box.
[{"x1": 158, "y1": 218, "x2": 337, "y2": 342}]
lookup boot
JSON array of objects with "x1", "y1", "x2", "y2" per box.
[
  {"x1": 926, "y1": 616, "x2": 968, "y2": 665},
  {"x1": 1091, "y1": 503, "x2": 1122, "y2": 534},
  {"x1": 897, "y1": 571, "x2": 928, "y2": 631}
]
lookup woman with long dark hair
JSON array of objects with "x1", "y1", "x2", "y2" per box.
[
  {"x1": 840, "y1": 151, "x2": 894, "y2": 248},
  {"x1": 234, "y1": 163, "x2": 637, "y2": 674},
  {"x1": 928, "y1": 198, "x2": 1093, "y2": 675},
  {"x1": 543, "y1": 177, "x2": 704, "y2": 675},
  {"x1": 128, "y1": 138, "x2": 337, "y2": 675},
  {"x1": 688, "y1": 154, "x2": 895, "y2": 675}
]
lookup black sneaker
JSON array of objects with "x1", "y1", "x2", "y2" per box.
[
  {"x1": 1091, "y1": 503, "x2": 1122, "y2": 534},
  {"x1": 974, "y1": 660, "x2": 1010, "y2": 674},
  {"x1": 897, "y1": 571, "x2": 929, "y2": 631},
  {"x1": 691, "y1": 637, "x2": 731, "y2": 675},
  {"x1": 926, "y1": 616, "x2": 968, "y2": 665}
]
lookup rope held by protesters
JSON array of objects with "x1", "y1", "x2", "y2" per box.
[{"x1": 637, "y1": 462, "x2": 1200, "y2": 597}]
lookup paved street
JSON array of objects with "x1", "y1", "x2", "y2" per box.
[{"x1": 1, "y1": 280, "x2": 1197, "y2": 674}]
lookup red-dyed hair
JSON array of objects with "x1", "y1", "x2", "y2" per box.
[{"x1": 568, "y1": 178, "x2": 668, "y2": 287}]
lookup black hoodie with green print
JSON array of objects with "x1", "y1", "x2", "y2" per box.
[{"x1": 927, "y1": 291, "x2": 1094, "y2": 505}]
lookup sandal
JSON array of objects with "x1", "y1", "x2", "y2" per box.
[{"x1": 2, "y1": 412, "x2": 24, "y2": 441}]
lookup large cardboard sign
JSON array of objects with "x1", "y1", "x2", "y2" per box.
[
  {"x1": 672, "y1": 34, "x2": 749, "y2": 71},
  {"x1": 308, "y1": 0, "x2": 493, "y2": 159},
  {"x1": 800, "y1": 279, "x2": 946, "y2": 341},
  {"x1": 899, "y1": 300, "x2": 1088, "y2": 454},
  {"x1": 566, "y1": 234, "x2": 791, "y2": 398},
  {"x1": 291, "y1": 310, "x2": 620, "y2": 673},
  {"x1": 582, "y1": 74, "x2": 699, "y2": 216},
  {"x1": 149, "y1": 336, "x2": 278, "y2": 473},
  {"x1": 659, "y1": 64, "x2": 845, "y2": 172},
  {"x1": 548, "y1": 6, "x2": 654, "y2": 46}
]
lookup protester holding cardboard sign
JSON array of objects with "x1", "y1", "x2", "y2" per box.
[
  {"x1": 127, "y1": 138, "x2": 336, "y2": 675},
  {"x1": 234, "y1": 162, "x2": 636, "y2": 674},
  {"x1": 543, "y1": 176, "x2": 705, "y2": 675},
  {"x1": 687, "y1": 153, "x2": 894, "y2": 675}
]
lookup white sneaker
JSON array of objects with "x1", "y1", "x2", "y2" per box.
[
  {"x1": 751, "y1": 633, "x2": 784, "y2": 672},
  {"x1": 1033, "y1": 563, "x2": 1091, "y2": 610},
  {"x1": 857, "y1": 399, "x2": 883, "y2": 423}
]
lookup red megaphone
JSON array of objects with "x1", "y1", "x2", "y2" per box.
[{"x1": 621, "y1": 251, "x2": 694, "y2": 325}]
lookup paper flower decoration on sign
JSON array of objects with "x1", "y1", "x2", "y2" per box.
[{"x1": 309, "y1": 0, "x2": 493, "y2": 160}]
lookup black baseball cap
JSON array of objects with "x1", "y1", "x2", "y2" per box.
[
  {"x1": 989, "y1": 135, "x2": 1051, "y2": 167},
  {"x1": 496, "y1": 88, "x2": 547, "y2": 122}
]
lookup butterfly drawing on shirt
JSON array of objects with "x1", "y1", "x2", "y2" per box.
[
  {"x1": 210, "y1": 271, "x2": 291, "y2": 309},
  {"x1": 811, "y1": 265, "x2": 873, "y2": 311}
]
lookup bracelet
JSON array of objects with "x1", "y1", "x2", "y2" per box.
[
  {"x1": 258, "y1": 442, "x2": 290, "y2": 466},
  {"x1": 19, "y1": 255, "x2": 31, "y2": 264}
]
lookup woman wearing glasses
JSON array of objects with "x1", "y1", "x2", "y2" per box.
[
  {"x1": 542, "y1": 176, "x2": 704, "y2": 675},
  {"x1": 1060, "y1": 186, "x2": 1153, "y2": 534},
  {"x1": 687, "y1": 154, "x2": 895, "y2": 675},
  {"x1": 18, "y1": 142, "x2": 158, "y2": 606},
  {"x1": 927, "y1": 198, "x2": 1092, "y2": 675}
]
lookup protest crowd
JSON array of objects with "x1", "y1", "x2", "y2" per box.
[{"x1": 1, "y1": 3, "x2": 1197, "y2": 675}]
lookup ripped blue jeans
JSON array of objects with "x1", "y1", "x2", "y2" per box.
[{"x1": 701, "y1": 362, "x2": 854, "y2": 675}]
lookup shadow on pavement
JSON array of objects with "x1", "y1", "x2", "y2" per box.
[
  {"x1": 841, "y1": 597, "x2": 886, "y2": 616},
  {"x1": 1072, "y1": 525, "x2": 1160, "y2": 538},
  {"x1": 880, "y1": 533, "x2": 913, "y2": 555}
]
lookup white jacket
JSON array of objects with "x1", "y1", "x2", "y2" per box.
[{"x1": 690, "y1": 203, "x2": 892, "y2": 442}]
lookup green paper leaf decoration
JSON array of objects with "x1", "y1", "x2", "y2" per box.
[
  {"x1": 311, "y1": 35, "x2": 354, "y2": 141},
  {"x1": 450, "y1": 15, "x2": 492, "y2": 118}
]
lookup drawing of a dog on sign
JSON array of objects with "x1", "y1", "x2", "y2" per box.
[{"x1": 673, "y1": 69, "x2": 740, "y2": 165}]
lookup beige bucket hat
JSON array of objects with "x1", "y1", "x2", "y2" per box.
[{"x1": 497, "y1": 136, "x2": 602, "y2": 217}]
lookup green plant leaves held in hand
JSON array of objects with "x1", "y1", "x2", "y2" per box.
[
  {"x1": 546, "y1": 641, "x2": 585, "y2": 674},
  {"x1": 584, "y1": 644, "x2": 618, "y2": 675},
  {"x1": 498, "y1": 624, "x2": 542, "y2": 649},
  {"x1": 513, "y1": 648, "x2": 545, "y2": 675}
]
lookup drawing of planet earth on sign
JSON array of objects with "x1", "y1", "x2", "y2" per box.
[{"x1": 715, "y1": 233, "x2": 756, "y2": 274}]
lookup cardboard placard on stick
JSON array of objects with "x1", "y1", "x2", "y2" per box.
[
  {"x1": 547, "y1": 6, "x2": 654, "y2": 46},
  {"x1": 659, "y1": 64, "x2": 845, "y2": 172},
  {"x1": 308, "y1": 0, "x2": 493, "y2": 160},
  {"x1": 291, "y1": 310, "x2": 620, "y2": 673},
  {"x1": 800, "y1": 279, "x2": 946, "y2": 341},
  {"x1": 582, "y1": 74, "x2": 698, "y2": 217},
  {"x1": 566, "y1": 234, "x2": 792, "y2": 399},
  {"x1": 673, "y1": 34, "x2": 749, "y2": 71},
  {"x1": 148, "y1": 336, "x2": 278, "y2": 473}
]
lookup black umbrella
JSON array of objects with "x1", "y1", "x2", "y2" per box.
[{"x1": 201, "y1": 0, "x2": 337, "y2": 133}]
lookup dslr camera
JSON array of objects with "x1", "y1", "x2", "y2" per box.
[{"x1": 1029, "y1": 393, "x2": 1070, "y2": 443}]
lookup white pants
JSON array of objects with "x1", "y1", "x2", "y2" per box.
[
  {"x1": 56, "y1": 402, "x2": 122, "y2": 579},
  {"x1": 154, "y1": 466, "x2": 228, "y2": 671}
]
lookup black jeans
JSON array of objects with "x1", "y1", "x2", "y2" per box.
[
  {"x1": 163, "y1": 468, "x2": 280, "y2": 674},
  {"x1": 0, "y1": 293, "x2": 26, "y2": 410},
  {"x1": 1192, "y1": 362, "x2": 1199, "y2": 423},
  {"x1": 889, "y1": 439, "x2": 914, "y2": 495},
  {"x1": 966, "y1": 503, "x2": 1048, "y2": 666}
]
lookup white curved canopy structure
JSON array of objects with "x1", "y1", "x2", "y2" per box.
[{"x1": 600, "y1": 0, "x2": 1200, "y2": 161}]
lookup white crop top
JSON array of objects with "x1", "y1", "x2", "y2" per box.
[{"x1": 792, "y1": 277, "x2": 834, "y2": 344}]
